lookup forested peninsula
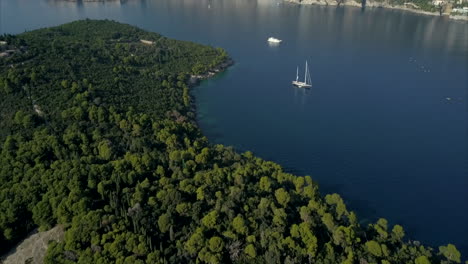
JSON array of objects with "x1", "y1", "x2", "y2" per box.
[{"x1": 0, "y1": 20, "x2": 464, "y2": 264}]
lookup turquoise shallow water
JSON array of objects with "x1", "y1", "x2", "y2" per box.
[{"x1": 1, "y1": 0, "x2": 467, "y2": 256}]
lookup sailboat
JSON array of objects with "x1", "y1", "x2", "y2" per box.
[{"x1": 292, "y1": 61, "x2": 312, "y2": 88}]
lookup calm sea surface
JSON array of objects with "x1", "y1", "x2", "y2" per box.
[{"x1": 1, "y1": 0, "x2": 467, "y2": 256}]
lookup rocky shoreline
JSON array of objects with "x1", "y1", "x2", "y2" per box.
[
  {"x1": 189, "y1": 58, "x2": 234, "y2": 86},
  {"x1": 450, "y1": 14, "x2": 468, "y2": 20},
  {"x1": 184, "y1": 58, "x2": 234, "y2": 125},
  {"x1": 285, "y1": 0, "x2": 468, "y2": 21}
]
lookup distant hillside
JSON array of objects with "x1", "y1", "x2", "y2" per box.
[{"x1": 287, "y1": 0, "x2": 468, "y2": 20}]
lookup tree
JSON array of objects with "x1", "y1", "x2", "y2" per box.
[
  {"x1": 32, "y1": 199, "x2": 54, "y2": 231},
  {"x1": 415, "y1": 256, "x2": 431, "y2": 264},
  {"x1": 14, "y1": 110, "x2": 25, "y2": 125},
  {"x1": 391, "y1": 225, "x2": 405, "y2": 242},
  {"x1": 321, "y1": 213, "x2": 336, "y2": 232},
  {"x1": 176, "y1": 203, "x2": 190, "y2": 216},
  {"x1": 208, "y1": 237, "x2": 224, "y2": 253},
  {"x1": 259, "y1": 176, "x2": 272, "y2": 192},
  {"x1": 336, "y1": 0, "x2": 346, "y2": 6},
  {"x1": 158, "y1": 213, "x2": 171, "y2": 233},
  {"x1": 98, "y1": 140, "x2": 113, "y2": 160},
  {"x1": 192, "y1": 63, "x2": 205, "y2": 75},
  {"x1": 373, "y1": 218, "x2": 389, "y2": 240},
  {"x1": 185, "y1": 228, "x2": 205, "y2": 255},
  {"x1": 299, "y1": 223, "x2": 318, "y2": 257},
  {"x1": 244, "y1": 244, "x2": 256, "y2": 258},
  {"x1": 325, "y1": 193, "x2": 347, "y2": 220},
  {"x1": 365, "y1": 240, "x2": 382, "y2": 257},
  {"x1": 272, "y1": 208, "x2": 287, "y2": 227},
  {"x1": 232, "y1": 215, "x2": 247, "y2": 235},
  {"x1": 439, "y1": 244, "x2": 461, "y2": 263},
  {"x1": 437, "y1": 2, "x2": 447, "y2": 16},
  {"x1": 201, "y1": 210, "x2": 218, "y2": 229},
  {"x1": 274, "y1": 188, "x2": 290, "y2": 207}
]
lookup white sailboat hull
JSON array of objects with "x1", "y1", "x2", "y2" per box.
[{"x1": 292, "y1": 81, "x2": 312, "y2": 88}]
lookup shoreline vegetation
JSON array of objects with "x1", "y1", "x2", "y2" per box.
[
  {"x1": 0, "y1": 20, "x2": 465, "y2": 263},
  {"x1": 285, "y1": 0, "x2": 468, "y2": 21}
]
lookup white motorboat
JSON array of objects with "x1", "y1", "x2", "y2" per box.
[{"x1": 267, "y1": 37, "x2": 282, "y2": 43}]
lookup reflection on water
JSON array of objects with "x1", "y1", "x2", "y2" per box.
[
  {"x1": 1, "y1": 0, "x2": 467, "y2": 256},
  {"x1": 267, "y1": 42, "x2": 281, "y2": 48},
  {"x1": 2, "y1": 0, "x2": 467, "y2": 58},
  {"x1": 293, "y1": 87, "x2": 312, "y2": 106}
]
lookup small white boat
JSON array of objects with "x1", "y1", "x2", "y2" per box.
[
  {"x1": 292, "y1": 61, "x2": 312, "y2": 88},
  {"x1": 268, "y1": 37, "x2": 282, "y2": 43}
]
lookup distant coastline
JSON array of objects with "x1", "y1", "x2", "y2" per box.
[
  {"x1": 285, "y1": 0, "x2": 468, "y2": 21},
  {"x1": 74, "y1": 0, "x2": 115, "y2": 1},
  {"x1": 56, "y1": 0, "x2": 468, "y2": 21}
]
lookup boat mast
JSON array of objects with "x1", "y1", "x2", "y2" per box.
[
  {"x1": 296, "y1": 67, "x2": 299, "y2": 82},
  {"x1": 304, "y1": 61, "x2": 308, "y2": 84},
  {"x1": 309, "y1": 68, "x2": 312, "y2": 85}
]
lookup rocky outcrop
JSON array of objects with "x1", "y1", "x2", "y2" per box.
[
  {"x1": 189, "y1": 59, "x2": 234, "y2": 85},
  {"x1": 1, "y1": 226, "x2": 64, "y2": 264}
]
